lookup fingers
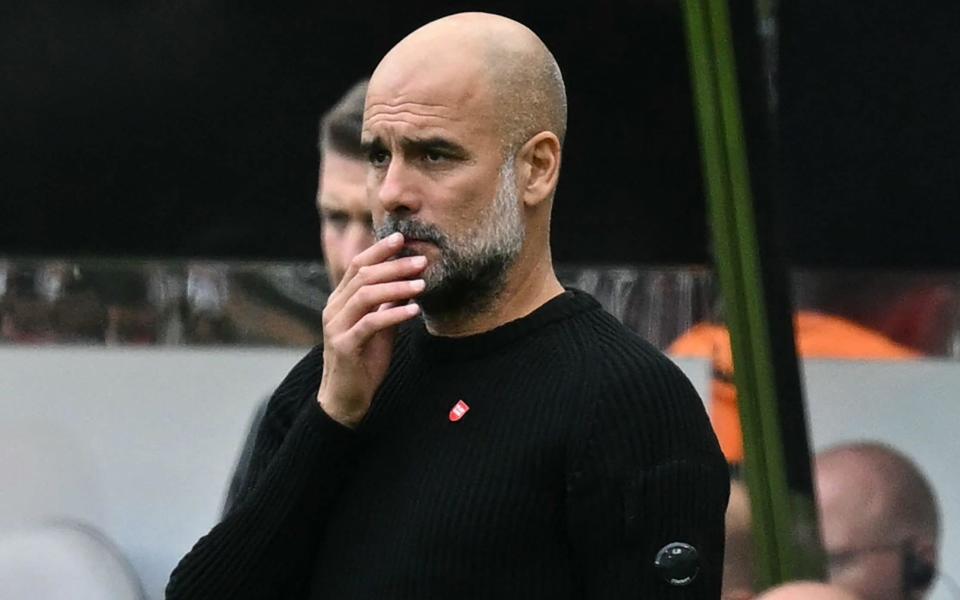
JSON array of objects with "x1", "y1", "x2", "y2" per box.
[
  {"x1": 326, "y1": 233, "x2": 427, "y2": 314},
  {"x1": 316, "y1": 233, "x2": 427, "y2": 428},
  {"x1": 332, "y1": 232, "x2": 405, "y2": 298},
  {"x1": 322, "y1": 231, "x2": 430, "y2": 350},
  {"x1": 334, "y1": 255, "x2": 427, "y2": 307},
  {"x1": 337, "y1": 303, "x2": 421, "y2": 349},
  {"x1": 329, "y1": 279, "x2": 425, "y2": 332}
]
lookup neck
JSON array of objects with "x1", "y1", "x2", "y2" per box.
[{"x1": 422, "y1": 249, "x2": 563, "y2": 337}]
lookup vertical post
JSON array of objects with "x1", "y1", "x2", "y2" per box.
[{"x1": 680, "y1": 0, "x2": 825, "y2": 589}]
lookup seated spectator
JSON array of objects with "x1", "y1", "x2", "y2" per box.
[
  {"x1": 720, "y1": 442, "x2": 940, "y2": 600},
  {"x1": 816, "y1": 442, "x2": 940, "y2": 600}
]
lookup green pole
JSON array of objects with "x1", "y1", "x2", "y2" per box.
[{"x1": 680, "y1": 0, "x2": 825, "y2": 589}]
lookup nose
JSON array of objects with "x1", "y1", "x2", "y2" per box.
[{"x1": 375, "y1": 158, "x2": 421, "y2": 216}]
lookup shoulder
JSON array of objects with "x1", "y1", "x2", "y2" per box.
[
  {"x1": 567, "y1": 309, "x2": 721, "y2": 467},
  {"x1": 574, "y1": 307, "x2": 700, "y2": 403}
]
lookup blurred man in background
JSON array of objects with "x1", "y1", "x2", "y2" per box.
[
  {"x1": 817, "y1": 442, "x2": 940, "y2": 600},
  {"x1": 721, "y1": 441, "x2": 940, "y2": 600},
  {"x1": 222, "y1": 79, "x2": 372, "y2": 514},
  {"x1": 313, "y1": 80, "x2": 374, "y2": 287}
]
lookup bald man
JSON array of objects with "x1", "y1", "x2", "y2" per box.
[
  {"x1": 167, "y1": 13, "x2": 728, "y2": 599},
  {"x1": 756, "y1": 581, "x2": 863, "y2": 600},
  {"x1": 817, "y1": 443, "x2": 940, "y2": 600}
]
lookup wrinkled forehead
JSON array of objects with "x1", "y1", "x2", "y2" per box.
[{"x1": 363, "y1": 52, "x2": 498, "y2": 137}]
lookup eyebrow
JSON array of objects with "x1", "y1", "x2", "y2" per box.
[
  {"x1": 361, "y1": 136, "x2": 469, "y2": 158},
  {"x1": 317, "y1": 194, "x2": 369, "y2": 211},
  {"x1": 317, "y1": 195, "x2": 344, "y2": 209}
]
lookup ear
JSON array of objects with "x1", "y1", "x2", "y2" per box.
[
  {"x1": 914, "y1": 538, "x2": 938, "y2": 571},
  {"x1": 516, "y1": 131, "x2": 562, "y2": 208}
]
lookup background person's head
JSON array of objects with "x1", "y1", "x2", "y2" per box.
[
  {"x1": 792, "y1": 271, "x2": 959, "y2": 355},
  {"x1": 364, "y1": 12, "x2": 566, "y2": 320},
  {"x1": 317, "y1": 79, "x2": 373, "y2": 288},
  {"x1": 816, "y1": 442, "x2": 940, "y2": 600}
]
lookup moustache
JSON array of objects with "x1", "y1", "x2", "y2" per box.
[{"x1": 376, "y1": 217, "x2": 448, "y2": 251}]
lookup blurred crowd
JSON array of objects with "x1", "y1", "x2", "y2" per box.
[
  {"x1": 0, "y1": 260, "x2": 328, "y2": 347},
  {"x1": 0, "y1": 259, "x2": 716, "y2": 350}
]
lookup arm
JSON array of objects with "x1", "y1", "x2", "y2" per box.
[
  {"x1": 566, "y1": 349, "x2": 729, "y2": 599},
  {"x1": 168, "y1": 234, "x2": 428, "y2": 599}
]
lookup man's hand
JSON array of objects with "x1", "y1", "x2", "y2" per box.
[{"x1": 317, "y1": 232, "x2": 427, "y2": 428}]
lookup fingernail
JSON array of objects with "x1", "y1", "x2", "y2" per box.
[
  {"x1": 388, "y1": 232, "x2": 403, "y2": 244},
  {"x1": 406, "y1": 303, "x2": 420, "y2": 315},
  {"x1": 411, "y1": 256, "x2": 427, "y2": 267},
  {"x1": 410, "y1": 279, "x2": 425, "y2": 291}
]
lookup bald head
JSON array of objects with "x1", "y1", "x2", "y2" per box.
[
  {"x1": 816, "y1": 443, "x2": 940, "y2": 600},
  {"x1": 757, "y1": 581, "x2": 863, "y2": 600},
  {"x1": 816, "y1": 442, "x2": 939, "y2": 546},
  {"x1": 369, "y1": 12, "x2": 567, "y2": 154}
]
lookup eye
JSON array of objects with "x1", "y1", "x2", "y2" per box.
[
  {"x1": 368, "y1": 148, "x2": 390, "y2": 167},
  {"x1": 424, "y1": 150, "x2": 445, "y2": 163},
  {"x1": 322, "y1": 210, "x2": 349, "y2": 231}
]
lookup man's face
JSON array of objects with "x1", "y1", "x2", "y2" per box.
[
  {"x1": 363, "y1": 61, "x2": 525, "y2": 314},
  {"x1": 317, "y1": 151, "x2": 374, "y2": 287},
  {"x1": 817, "y1": 463, "x2": 907, "y2": 600}
]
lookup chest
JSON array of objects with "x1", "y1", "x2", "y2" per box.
[{"x1": 326, "y1": 360, "x2": 581, "y2": 553}]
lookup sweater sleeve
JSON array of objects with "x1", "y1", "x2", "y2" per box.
[
  {"x1": 166, "y1": 347, "x2": 358, "y2": 600},
  {"x1": 565, "y1": 345, "x2": 730, "y2": 599}
]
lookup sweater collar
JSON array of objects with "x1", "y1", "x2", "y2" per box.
[{"x1": 404, "y1": 288, "x2": 599, "y2": 362}]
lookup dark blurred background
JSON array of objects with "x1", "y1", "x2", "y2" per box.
[{"x1": 2, "y1": 1, "x2": 958, "y2": 266}]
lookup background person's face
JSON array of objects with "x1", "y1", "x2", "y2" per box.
[
  {"x1": 817, "y1": 467, "x2": 907, "y2": 600},
  {"x1": 317, "y1": 152, "x2": 373, "y2": 287},
  {"x1": 826, "y1": 545, "x2": 906, "y2": 600}
]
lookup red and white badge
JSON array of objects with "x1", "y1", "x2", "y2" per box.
[{"x1": 449, "y1": 399, "x2": 470, "y2": 422}]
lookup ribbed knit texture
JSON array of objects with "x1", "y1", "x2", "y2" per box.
[{"x1": 166, "y1": 289, "x2": 728, "y2": 599}]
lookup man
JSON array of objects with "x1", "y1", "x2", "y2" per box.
[
  {"x1": 720, "y1": 442, "x2": 941, "y2": 600},
  {"x1": 817, "y1": 443, "x2": 940, "y2": 600},
  {"x1": 168, "y1": 13, "x2": 727, "y2": 599},
  {"x1": 314, "y1": 79, "x2": 375, "y2": 287},
  {"x1": 221, "y1": 79, "x2": 373, "y2": 514},
  {"x1": 755, "y1": 581, "x2": 862, "y2": 600}
]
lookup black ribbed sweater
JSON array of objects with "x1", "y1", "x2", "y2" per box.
[{"x1": 167, "y1": 289, "x2": 728, "y2": 599}]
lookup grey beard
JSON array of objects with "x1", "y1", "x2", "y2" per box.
[{"x1": 375, "y1": 158, "x2": 525, "y2": 321}]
